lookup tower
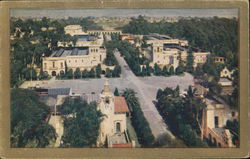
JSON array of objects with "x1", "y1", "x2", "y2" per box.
[{"x1": 97, "y1": 79, "x2": 115, "y2": 146}]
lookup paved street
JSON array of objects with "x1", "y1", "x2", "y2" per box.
[{"x1": 20, "y1": 52, "x2": 194, "y2": 141}]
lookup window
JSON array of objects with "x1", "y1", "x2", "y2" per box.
[
  {"x1": 116, "y1": 122, "x2": 121, "y2": 133},
  {"x1": 44, "y1": 63, "x2": 47, "y2": 69},
  {"x1": 100, "y1": 55, "x2": 102, "y2": 61},
  {"x1": 105, "y1": 97, "x2": 110, "y2": 104},
  {"x1": 61, "y1": 62, "x2": 63, "y2": 68},
  {"x1": 169, "y1": 56, "x2": 174, "y2": 65},
  {"x1": 215, "y1": 116, "x2": 219, "y2": 128},
  {"x1": 52, "y1": 62, "x2": 55, "y2": 68},
  {"x1": 232, "y1": 111, "x2": 235, "y2": 117}
]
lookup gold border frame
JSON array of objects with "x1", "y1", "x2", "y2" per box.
[{"x1": 0, "y1": 0, "x2": 249, "y2": 158}]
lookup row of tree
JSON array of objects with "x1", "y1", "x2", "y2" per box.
[
  {"x1": 156, "y1": 86, "x2": 208, "y2": 147},
  {"x1": 11, "y1": 89, "x2": 57, "y2": 147},
  {"x1": 56, "y1": 64, "x2": 121, "y2": 80},
  {"x1": 122, "y1": 89, "x2": 155, "y2": 147},
  {"x1": 59, "y1": 97, "x2": 103, "y2": 147}
]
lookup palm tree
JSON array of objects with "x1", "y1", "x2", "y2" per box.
[{"x1": 122, "y1": 88, "x2": 139, "y2": 112}]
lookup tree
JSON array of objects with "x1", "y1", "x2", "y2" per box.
[
  {"x1": 105, "y1": 68, "x2": 112, "y2": 78},
  {"x1": 175, "y1": 55, "x2": 184, "y2": 75},
  {"x1": 114, "y1": 87, "x2": 120, "y2": 96},
  {"x1": 225, "y1": 119, "x2": 239, "y2": 146},
  {"x1": 89, "y1": 68, "x2": 96, "y2": 78},
  {"x1": 133, "y1": 63, "x2": 142, "y2": 76},
  {"x1": 123, "y1": 89, "x2": 155, "y2": 147},
  {"x1": 146, "y1": 62, "x2": 151, "y2": 76},
  {"x1": 74, "y1": 68, "x2": 81, "y2": 79},
  {"x1": 82, "y1": 69, "x2": 89, "y2": 78},
  {"x1": 60, "y1": 100, "x2": 104, "y2": 147},
  {"x1": 154, "y1": 63, "x2": 161, "y2": 76},
  {"x1": 95, "y1": 64, "x2": 102, "y2": 78},
  {"x1": 162, "y1": 66, "x2": 168, "y2": 76},
  {"x1": 66, "y1": 69, "x2": 73, "y2": 79},
  {"x1": 112, "y1": 65, "x2": 121, "y2": 77},
  {"x1": 186, "y1": 50, "x2": 194, "y2": 73},
  {"x1": 169, "y1": 66, "x2": 175, "y2": 75},
  {"x1": 11, "y1": 89, "x2": 56, "y2": 147},
  {"x1": 141, "y1": 66, "x2": 147, "y2": 76}
]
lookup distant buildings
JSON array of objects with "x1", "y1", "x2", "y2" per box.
[
  {"x1": 220, "y1": 67, "x2": 235, "y2": 80},
  {"x1": 144, "y1": 34, "x2": 210, "y2": 69},
  {"x1": 87, "y1": 30, "x2": 122, "y2": 35},
  {"x1": 214, "y1": 56, "x2": 226, "y2": 64},
  {"x1": 64, "y1": 25, "x2": 87, "y2": 36},
  {"x1": 97, "y1": 80, "x2": 134, "y2": 148}
]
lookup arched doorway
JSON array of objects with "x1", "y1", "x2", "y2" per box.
[{"x1": 52, "y1": 71, "x2": 57, "y2": 76}]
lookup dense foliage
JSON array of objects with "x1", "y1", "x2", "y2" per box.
[
  {"x1": 156, "y1": 86, "x2": 208, "y2": 147},
  {"x1": 123, "y1": 89, "x2": 155, "y2": 147},
  {"x1": 225, "y1": 119, "x2": 239, "y2": 146},
  {"x1": 59, "y1": 97, "x2": 103, "y2": 147},
  {"x1": 11, "y1": 89, "x2": 56, "y2": 147}
]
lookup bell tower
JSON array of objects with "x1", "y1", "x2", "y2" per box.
[
  {"x1": 99, "y1": 79, "x2": 114, "y2": 113},
  {"x1": 97, "y1": 79, "x2": 115, "y2": 146}
]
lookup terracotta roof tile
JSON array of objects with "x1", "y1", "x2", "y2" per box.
[
  {"x1": 112, "y1": 142, "x2": 132, "y2": 148},
  {"x1": 114, "y1": 96, "x2": 129, "y2": 113}
]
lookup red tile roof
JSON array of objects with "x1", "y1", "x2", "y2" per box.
[
  {"x1": 87, "y1": 30, "x2": 122, "y2": 32},
  {"x1": 112, "y1": 142, "x2": 132, "y2": 148},
  {"x1": 114, "y1": 96, "x2": 129, "y2": 113}
]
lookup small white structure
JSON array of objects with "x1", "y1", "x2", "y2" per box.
[{"x1": 220, "y1": 67, "x2": 235, "y2": 80}]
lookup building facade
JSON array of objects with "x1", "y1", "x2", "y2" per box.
[
  {"x1": 42, "y1": 46, "x2": 106, "y2": 76},
  {"x1": 64, "y1": 25, "x2": 87, "y2": 36},
  {"x1": 202, "y1": 99, "x2": 235, "y2": 147},
  {"x1": 97, "y1": 80, "x2": 133, "y2": 148},
  {"x1": 87, "y1": 30, "x2": 122, "y2": 35}
]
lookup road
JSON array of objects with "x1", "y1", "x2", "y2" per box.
[{"x1": 114, "y1": 51, "x2": 176, "y2": 139}]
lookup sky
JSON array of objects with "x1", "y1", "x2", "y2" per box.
[{"x1": 10, "y1": 8, "x2": 238, "y2": 19}]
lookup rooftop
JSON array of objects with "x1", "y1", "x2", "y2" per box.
[
  {"x1": 75, "y1": 35, "x2": 96, "y2": 42},
  {"x1": 50, "y1": 48, "x2": 89, "y2": 57},
  {"x1": 114, "y1": 96, "x2": 130, "y2": 114},
  {"x1": 219, "y1": 77, "x2": 232, "y2": 83}
]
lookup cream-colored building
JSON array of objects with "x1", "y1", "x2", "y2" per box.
[
  {"x1": 64, "y1": 25, "x2": 87, "y2": 36},
  {"x1": 150, "y1": 40, "x2": 188, "y2": 69},
  {"x1": 145, "y1": 34, "x2": 188, "y2": 47},
  {"x1": 147, "y1": 34, "x2": 209, "y2": 69},
  {"x1": 193, "y1": 52, "x2": 210, "y2": 67},
  {"x1": 97, "y1": 80, "x2": 133, "y2": 148},
  {"x1": 57, "y1": 34, "x2": 104, "y2": 47},
  {"x1": 42, "y1": 46, "x2": 106, "y2": 76}
]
